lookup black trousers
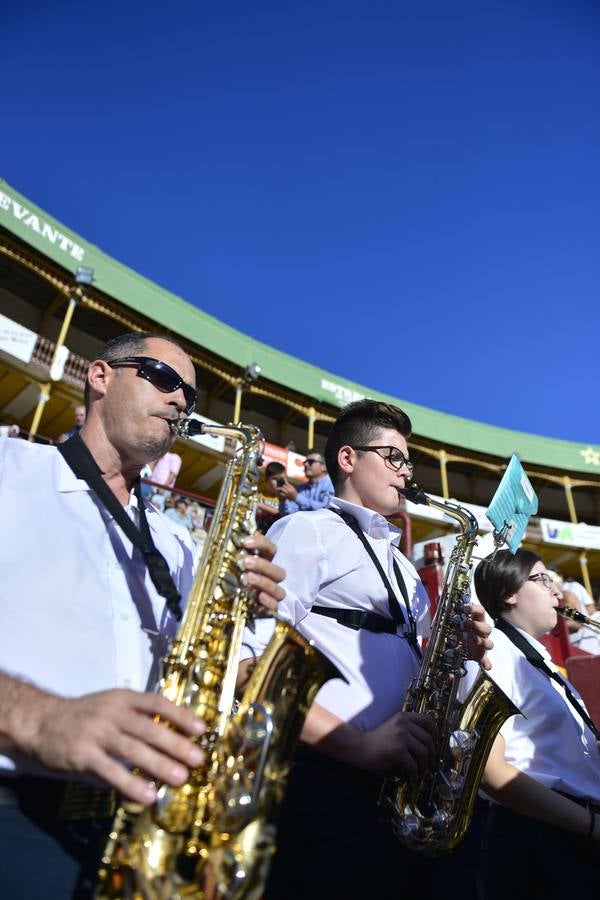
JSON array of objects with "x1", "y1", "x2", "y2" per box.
[
  {"x1": 265, "y1": 749, "x2": 488, "y2": 900},
  {"x1": 480, "y1": 803, "x2": 600, "y2": 900},
  {"x1": 0, "y1": 778, "x2": 111, "y2": 900}
]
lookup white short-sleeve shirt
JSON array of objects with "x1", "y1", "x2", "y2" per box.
[
  {"x1": 461, "y1": 625, "x2": 600, "y2": 803},
  {"x1": 241, "y1": 497, "x2": 430, "y2": 731},
  {"x1": 0, "y1": 439, "x2": 197, "y2": 775}
]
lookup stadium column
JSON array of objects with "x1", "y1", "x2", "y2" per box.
[
  {"x1": 439, "y1": 448, "x2": 449, "y2": 499},
  {"x1": 307, "y1": 406, "x2": 316, "y2": 449},
  {"x1": 28, "y1": 284, "x2": 80, "y2": 442},
  {"x1": 562, "y1": 476, "x2": 578, "y2": 524}
]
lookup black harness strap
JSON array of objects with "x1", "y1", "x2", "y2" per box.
[
  {"x1": 312, "y1": 509, "x2": 421, "y2": 657},
  {"x1": 58, "y1": 434, "x2": 182, "y2": 620},
  {"x1": 311, "y1": 606, "x2": 397, "y2": 634},
  {"x1": 495, "y1": 618, "x2": 600, "y2": 741}
]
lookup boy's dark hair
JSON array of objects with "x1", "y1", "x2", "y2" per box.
[
  {"x1": 324, "y1": 399, "x2": 412, "y2": 488},
  {"x1": 474, "y1": 548, "x2": 542, "y2": 619},
  {"x1": 84, "y1": 332, "x2": 186, "y2": 410},
  {"x1": 265, "y1": 461, "x2": 286, "y2": 478}
]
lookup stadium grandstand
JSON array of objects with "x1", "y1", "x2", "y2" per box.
[{"x1": 2, "y1": 176, "x2": 600, "y2": 676}]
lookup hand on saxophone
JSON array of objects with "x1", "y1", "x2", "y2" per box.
[
  {"x1": 300, "y1": 702, "x2": 437, "y2": 779},
  {"x1": 464, "y1": 602, "x2": 494, "y2": 670},
  {"x1": 359, "y1": 711, "x2": 438, "y2": 778},
  {"x1": 241, "y1": 533, "x2": 286, "y2": 613},
  {"x1": 2, "y1": 676, "x2": 206, "y2": 804}
]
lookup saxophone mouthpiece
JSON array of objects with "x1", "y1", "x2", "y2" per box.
[
  {"x1": 169, "y1": 418, "x2": 206, "y2": 438},
  {"x1": 400, "y1": 484, "x2": 430, "y2": 507}
]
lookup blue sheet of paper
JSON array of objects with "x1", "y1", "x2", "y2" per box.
[{"x1": 485, "y1": 454, "x2": 538, "y2": 553}]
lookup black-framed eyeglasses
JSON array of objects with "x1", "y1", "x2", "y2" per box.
[
  {"x1": 527, "y1": 573, "x2": 556, "y2": 591},
  {"x1": 107, "y1": 356, "x2": 197, "y2": 415},
  {"x1": 351, "y1": 445, "x2": 414, "y2": 477},
  {"x1": 304, "y1": 458, "x2": 323, "y2": 466}
]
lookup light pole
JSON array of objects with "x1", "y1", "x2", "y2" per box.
[{"x1": 233, "y1": 362, "x2": 261, "y2": 423}]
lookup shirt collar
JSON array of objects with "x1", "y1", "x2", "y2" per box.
[
  {"x1": 56, "y1": 450, "x2": 141, "y2": 513},
  {"x1": 512, "y1": 623, "x2": 553, "y2": 662},
  {"x1": 56, "y1": 450, "x2": 92, "y2": 493},
  {"x1": 330, "y1": 496, "x2": 403, "y2": 546}
]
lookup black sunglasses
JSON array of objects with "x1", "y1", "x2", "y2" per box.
[{"x1": 107, "y1": 356, "x2": 197, "y2": 415}]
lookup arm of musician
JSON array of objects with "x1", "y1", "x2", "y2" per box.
[
  {"x1": 299, "y1": 702, "x2": 437, "y2": 779},
  {"x1": 0, "y1": 671, "x2": 206, "y2": 805},
  {"x1": 482, "y1": 733, "x2": 600, "y2": 841}
]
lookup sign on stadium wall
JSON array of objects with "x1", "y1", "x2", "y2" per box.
[
  {"x1": 0, "y1": 188, "x2": 86, "y2": 263},
  {"x1": 261, "y1": 442, "x2": 308, "y2": 482},
  {"x1": 539, "y1": 518, "x2": 600, "y2": 551},
  {"x1": 0, "y1": 314, "x2": 37, "y2": 363}
]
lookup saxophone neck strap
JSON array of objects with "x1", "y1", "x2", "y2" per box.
[
  {"x1": 57, "y1": 434, "x2": 182, "y2": 621},
  {"x1": 495, "y1": 617, "x2": 600, "y2": 740},
  {"x1": 329, "y1": 509, "x2": 421, "y2": 657}
]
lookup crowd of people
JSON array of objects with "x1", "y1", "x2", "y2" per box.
[{"x1": 0, "y1": 331, "x2": 598, "y2": 900}]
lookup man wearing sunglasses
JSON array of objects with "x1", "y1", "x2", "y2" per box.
[
  {"x1": 275, "y1": 449, "x2": 334, "y2": 516},
  {"x1": 0, "y1": 331, "x2": 285, "y2": 898},
  {"x1": 239, "y1": 398, "x2": 493, "y2": 900}
]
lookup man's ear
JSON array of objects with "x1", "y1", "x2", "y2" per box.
[
  {"x1": 86, "y1": 359, "x2": 112, "y2": 402},
  {"x1": 504, "y1": 592, "x2": 518, "y2": 610},
  {"x1": 337, "y1": 445, "x2": 356, "y2": 479}
]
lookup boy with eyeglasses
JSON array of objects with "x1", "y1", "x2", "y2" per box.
[
  {"x1": 274, "y1": 448, "x2": 334, "y2": 515},
  {"x1": 238, "y1": 399, "x2": 492, "y2": 900}
]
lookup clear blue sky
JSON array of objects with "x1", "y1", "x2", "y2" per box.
[{"x1": 3, "y1": 1, "x2": 599, "y2": 442}]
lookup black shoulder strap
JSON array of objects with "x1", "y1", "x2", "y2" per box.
[
  {"x1": 495, "y1": 617, "x2": 600, "y2": 740},
  {"x1": 333, "y1": 509, "x2": 421, "y2": 658},
  {"x1": 58, "y1": 434, "x2": 182, "y2": 620},
  {"x1": 334, "y1": 510, "x2": 405, "y2": 624}
]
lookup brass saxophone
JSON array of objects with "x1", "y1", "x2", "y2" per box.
[
  {"x1": 95, "y1": 421, "x2": 339, "y2": 899},
  {"x1": 378, "y1": 484, "x2": 520, "y2": 855}
]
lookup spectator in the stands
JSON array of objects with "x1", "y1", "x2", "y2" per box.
[
  {"x1": 151, "y1": 450, "x2": 182, "y2": 489},
  {"x1": 164, "y1": 496, "x2": 193, "y2": 531},
  {"x1": 275, "y1": 449, "x2": 334, "y2": 516},
  {"x1": 57, "y1": 405, "x2": 86, "y2": 443},
  {"x1": 256, "y1": 462, "x2": 286, "y2": 533},
  {"x1": 560, "y1": 575, "x2": 599, "y2": 653}
]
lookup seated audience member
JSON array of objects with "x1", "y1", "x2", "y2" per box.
[
  {"x1": 468, "y1": 549, "x2": 600, "y2": 899},
  {"x1": 561, "y1": 575, "x2": 599, "y2": 653},
  {"x1": 165, "y1": 496, "x2": 194, "y2": 530},
  {"x1": 256, "y1": 461, "x2": 286, "y2": 532},
  {"x1": 57, "y1": 404, "x2": 86, "y2": 443},
  {"x1": 151, "y1": 449, "x2": 182, "y2": 489},
  {"x1": 275, "y1": 449, "x2": 334, "y2": 515}
]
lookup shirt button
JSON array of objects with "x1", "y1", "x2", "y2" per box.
[{"x1": 120, "y1": 612, "x2": 130, "y2": 622}]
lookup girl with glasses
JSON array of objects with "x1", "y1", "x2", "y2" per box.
[{"x1": 467, "y1": 548, "x2": 600, "y2": 898}]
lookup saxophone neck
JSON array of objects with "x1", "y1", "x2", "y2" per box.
[
  {"x1": 170, "y1": 418, "x2": 264, "y2": 447},
  {"x1": 559, "y1": 605, "x2": 600, "y2": 633},
  {"x1": 401, "y1": 484, "x2": 479, "y2": 541}
]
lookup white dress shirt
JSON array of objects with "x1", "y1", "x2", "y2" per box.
[
  {"x1": 241, "y1": 497, "x2": 430, "y2": 731},
  {"x1": 461, "y1": 626, "x2": 600, "y2": 803},
  {"x1": 0, "y1": 439, "x2": 196, "y2": 775}
]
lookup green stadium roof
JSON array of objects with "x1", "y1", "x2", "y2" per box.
[{"x1": 1, "y1": 177, "x2": 599, "y2": 477}]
